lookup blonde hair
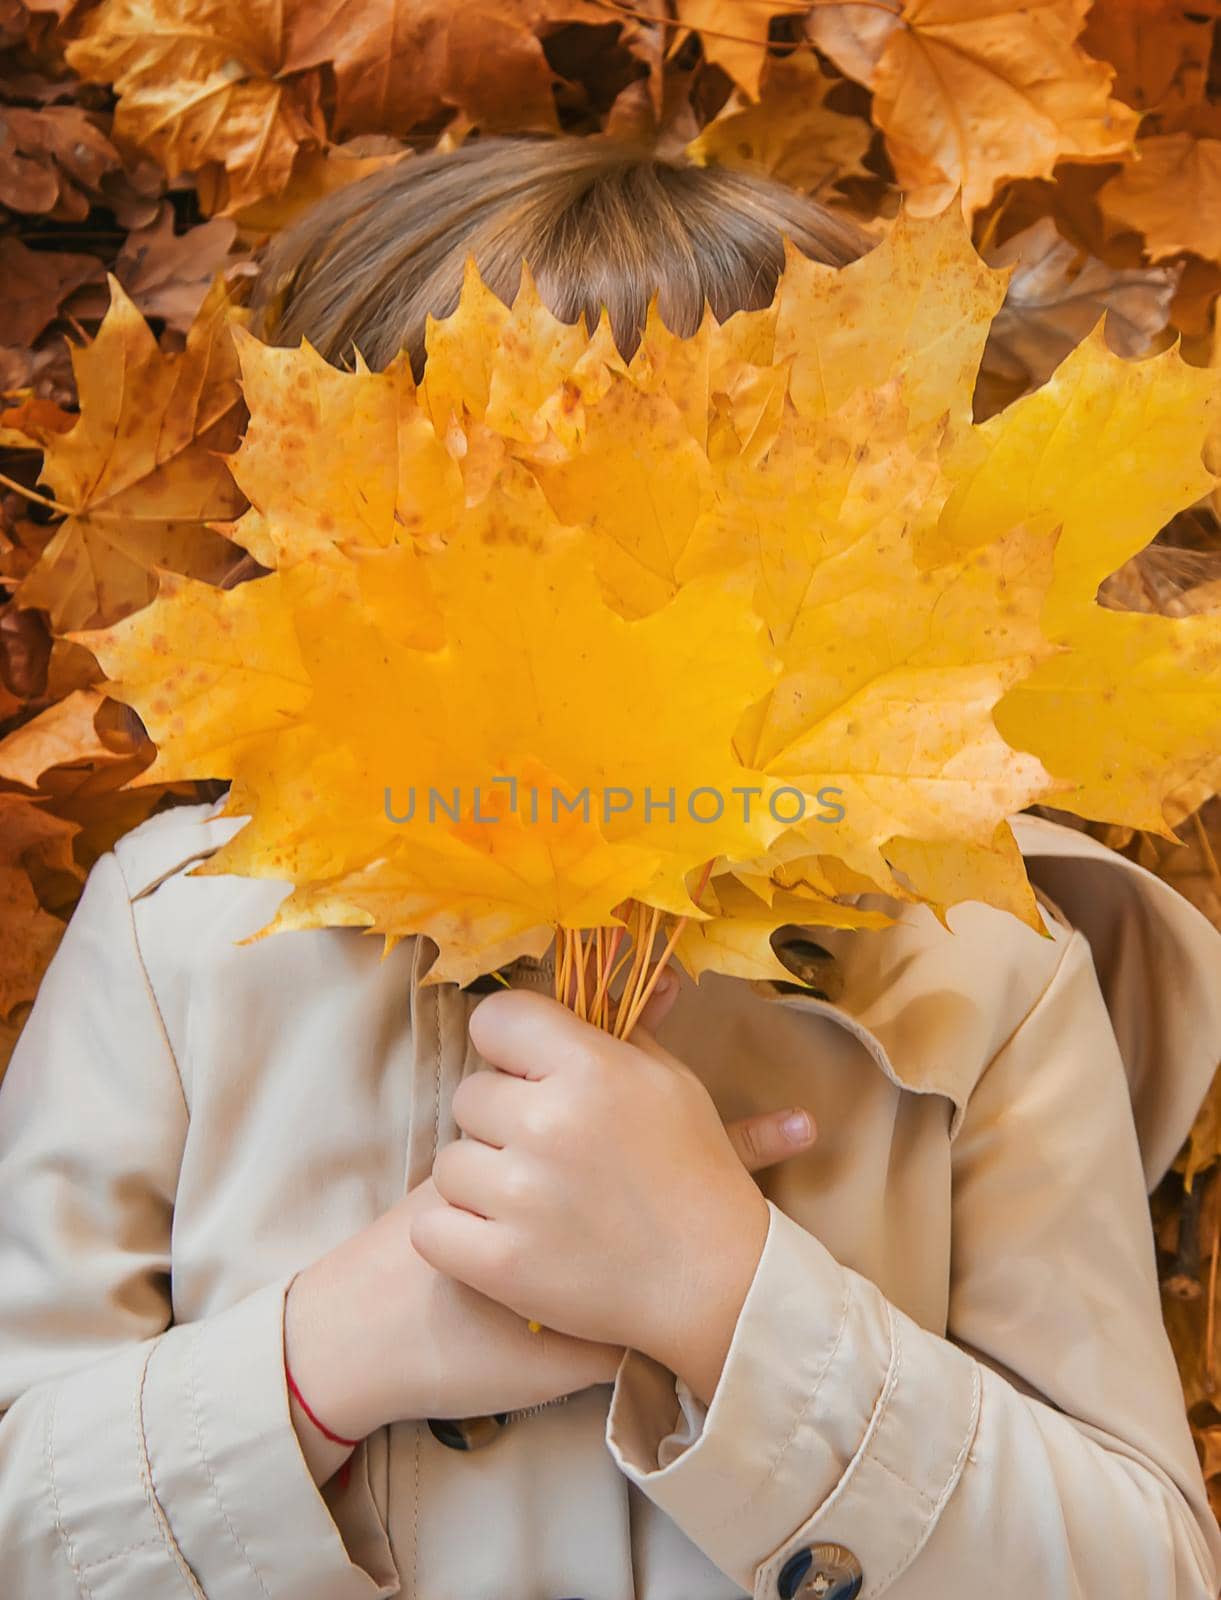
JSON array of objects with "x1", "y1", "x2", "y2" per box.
[{"x1": 246, "y1": 134, "x2": 871, "y2": 372}]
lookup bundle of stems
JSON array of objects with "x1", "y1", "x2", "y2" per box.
[{"x1": 550, "y1": 861, "x2": 714, "y2": 1040}]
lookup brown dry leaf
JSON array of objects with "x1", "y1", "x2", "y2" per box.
[
  {"x1": 34, "y1": 777, "x2": 179, "y2": 871},
  {"x1": 1182, "y1": 1061, "x2": 1221, "y2": 1192},
  {"x1": 1156, "y1": 795, "x2": 1221, "y2": 934},
  {"x1": 1201, "y1": 1425, "x2": 1221, "y2": 1503},
  {"x1": 1206, "y1": 293, "x2": 1221, "y2": 526},
  {"x1": 280, "y1": 0, "x2": 612, "y2": 142},
  {"x1": 603, "y1": 37, "x2": 700, "y2": 154},
  {"x1": 1172, "y1": 256, "x2": 1221, "y2": 340},
  {"x1": 672, "y1": 1, "x2": 806, "y2": 97},
  {"x1": 0, "y1": 686, "x2": 112, "y2": 787},
  {"x1": 16, "y1": 273, "x2": 248, "y2": 630},
  {"x1": 685, "y1": 49, "x2": 872, "y2": 196},
  {"x1": 0, "y1": 787, "x2": 79, "y2": 875},
  {"x1": 0, "y1": 395, "x2": 74, "y2": 450},
  {"x1": 1098, "y1": 132, "x2": 1221, "y2": 263},
  {"x1": 1160, "y1": 1171, "x2": 1221, "y2": 1411},
  {"x1": 0, "y1": 1013, "x2": 26, "y2": 1082},
  {"x1": 0, "y1": 237, "x2": 105, "y2": 347},
  {"x1": 974, "y1": 161, "x2": 1124, "y2": 280},
  {"x1": 0, "y1": 862, "x2": 64, "y2": 1016},
  {"x1": 113, "y1": 201, "x2": 246, "y2": 334},
  {"x1": 977, "y1": 216, "x2": 1179, "y2": 414},
  {"x1": 0, "y1": 790, "x2": 81, "y2": 1020},
  {"x1": 806, "y1": 0, "x2": 900, "y2": 83},
  {"x1": 0, "y1": 334, "x2": 76, "y2": 408},
  {"x1": 0, "y1": 602, "x2": 52, "y2": 702},
  {"x1": 809, "y1": 0, "x2": 1140, "y2": 215},
  {"x1": 0, "y1": 102, "x2": 123, "y2": 219},
  {"x1": 1081, "y1": 0, "x2": 1216, "y2": 120},
  {"x1": 64, "y1": 0, "x2": 644, "y2": 213}
]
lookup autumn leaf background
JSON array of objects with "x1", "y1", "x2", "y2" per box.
[{"x1": 4, "y1": 0, "x2": 1221, "y2": 1515}]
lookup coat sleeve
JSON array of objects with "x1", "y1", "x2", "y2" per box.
[
  {"x1": 605, "y1": 925, "x2": 1221, "y2": 1599},
  {"x1": 0, "y1": 847, "x2": 400, "y2": 1600}
]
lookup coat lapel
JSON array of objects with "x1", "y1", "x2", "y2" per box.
[{"x1": 754, "y1": 812, "x2": 1221, "y2": 1193}]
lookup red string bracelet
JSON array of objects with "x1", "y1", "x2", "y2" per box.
[{"x1": 285, "y1": 1358, "x2": 361, "y2": 1449}]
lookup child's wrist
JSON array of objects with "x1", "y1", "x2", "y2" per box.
[
  {"x1": 643, "y1": 1193, "x2": 769, "y2": 1407},
  {"x1": 284, "y1": 1253, "x2": 393, "y2": 1442}
]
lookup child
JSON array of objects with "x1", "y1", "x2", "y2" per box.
[{"x1": 1, "y1": 137, "x2": 1219, "y2": 1600}]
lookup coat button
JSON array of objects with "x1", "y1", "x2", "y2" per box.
[
  {"x1": 777, "y1": 1544, "x2": 863, "y2": 1599},
  {"x1": 427, "y1": 1413, "x2": 510, "y2": 1449}
]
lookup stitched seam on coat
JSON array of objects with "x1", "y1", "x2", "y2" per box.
[
  {"x1": 861, "y1": 1312, "x2": 938, "y2": 1507},
  {"x1": 79, "y1": 1541, "x2": 164, "y2": 1563},
  {"x1": 185, "y1": 1323, "x2": 273, "y2": 1599},
  {"x1": 757, "y1": 1283, "x2": 903, "y2": 1595},
  {"x1": 45, "y1": 1380, "x2": 95, "y2": 1600},
  {"x1": 721, "y1": 1268, "x2": 854, "y2": 1525},
  {"x1": 135, "y1": 1340, "x2": 212, "y2": 1599},
  {"x1": 874, "y1": 1349, "x2": 982, "y2": 1594},
  {"x1": 112, "y1": 851, "x2": 192, "y2": 1123},
  {"x1": 410, "y1": 1420, "x2": 421, "y2": 1593},
  {"x1": 853, "y1": 1296, "x2": 904, "y2": 1490},
  {"x1": 404, "y1": 984, "x2": 444, "y2": 1596}
]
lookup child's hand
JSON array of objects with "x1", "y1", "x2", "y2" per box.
[
  {"x1": 408, "y1": 977, "x2": 818, "y2": 1407},
  {"x1": 286, "y1": 1174, "x2": 625, "y2": 1453}
]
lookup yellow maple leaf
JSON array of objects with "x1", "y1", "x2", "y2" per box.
[
  {"x1": 934, "y1": 326, "x2": 1221, "y2": 834},
  {"x1": 16, "y1": 274, "x2": 247, "y2": 631},
  {"x1": 217, "y1": 327, "x2": 461, "y2": 568},
  {"x1": 79, "y1": 209, "x2": 1221, "y2": 987},
  {"x1": 529, "y1": 298, "x2": 1066, "y2": 895},
  {"x1": 810, "y1": 0, "x2": 1139, "y2": 215},
  {"x1": 673, "y1": 872, "x2": 892, "y2": 986},
  {"x1": 78, "y1": 502, "x2": 790, "y2": 978}
]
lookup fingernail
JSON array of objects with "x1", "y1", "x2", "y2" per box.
[{"x1": 780, "y1": 1109, "x2": 812, "y2": 1143}]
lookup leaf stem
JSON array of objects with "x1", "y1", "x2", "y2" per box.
[{"x1": 0, "y1": 469, "x2": 72, "y2": 517}]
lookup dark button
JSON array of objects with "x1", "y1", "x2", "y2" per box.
[
  {"x1": 427, "y1": 1413, "x2": 510, "y2": 1449},
  {"x1": 777, "y1": 1543, "x2": 863, "y2": 1599},
  {"x1": 773, "y1": 933, "x2": 840, "y2": 1002}
]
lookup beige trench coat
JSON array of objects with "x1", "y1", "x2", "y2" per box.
[{"x1": 1, "y1": 794, "x2": 1220, "y2": 1600}]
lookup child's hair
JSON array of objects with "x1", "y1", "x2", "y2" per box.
[
  {"x1": 238, "y1": 136, "x2": 1219, "y2": 617},
  {"x1": 245, "y1": 133, "x2": 873, "y2": 372}
]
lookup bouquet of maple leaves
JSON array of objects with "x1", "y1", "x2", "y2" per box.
[
  {"x1": 4, "y1": 0, "x2": 1221, "y2": 1520},
  {"x1": 55, "y1": 209, "x2": 1219, "y2": 1046}
]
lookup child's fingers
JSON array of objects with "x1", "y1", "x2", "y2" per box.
[
  {"x1": 724, "y1": 1106, "x2": 817, "y2": 1173},
  {"x1": 408, "y1": 1195, "x2": 507, "y2": 1305}
]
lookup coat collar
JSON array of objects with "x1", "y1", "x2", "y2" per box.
[
  {"x1": 133, "y1": 797, "x2": 1219, "y2": 1197},
  {"x1": 755, "y1": 812, "x2": 1221, "y2": 1195}
]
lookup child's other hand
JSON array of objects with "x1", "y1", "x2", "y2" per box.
[
  {"x1": 408, "y1": 973, "x2": 818, "y2": 1406},
  {"x1": 286, "y1": 1174, "x2": 625, "y2": 1449}
]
